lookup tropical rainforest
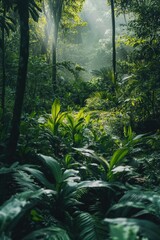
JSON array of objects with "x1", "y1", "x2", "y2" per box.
[{"x1": 0, "y1": 0, "x2": 160, "y2": 239}]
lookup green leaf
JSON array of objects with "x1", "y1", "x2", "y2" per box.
[
  {"x1": 21, "y1": 166, "x2": 55, "y2": 190},
  {"x1": 29, "y1": 6, "x2": 39, "y2": 22},
  {"x1": 39, "y1": 154, "x2": 63, "y2": 184},
  {"x1": 0, "y1": 189, "x2": 52, "y2": 234},
  {"x1": 110, "y1": 224, "x2": 139, "y2": 240},
  {"x1": 73, "y1": 148, "x2": 109, "y2": 170},
  {"x1": 120, "y1": 189, "x2": 160, "y2": 218},
  {"x1": 0, "y1": 162, "x2": 19, "y2": 174},
  {"x1": 112, "y1": 165, "x2": 133, "y2": 174},
  {"x1": 66, "y1": 115, "x2": 74, "y2": 128},
  {"x1": 109, "y1": 148, "x2": 129, "y2": 170},
  {"x1": 104, "y1": 218, "x2": 160, "y2": 240},
  {"x1": 78, "y1": 180, "x2": 113, "y2": 190},
  {"x1": 30, "y1": 209, "x2": 43, "y2": 222},
  {"x1": 75, "y1": 212, "x2": 107, "y2": 240},
  {"x1": 23, "y1": 226, "x2": 71, "y2": 240},
  {"x1": 51, "y1": 99, "x2": 61, "y2": 120},
  {"x1": 132, "y1": 133, "x2": 146, "y2": 143},
  {"x1": 62, "y1": 169, "x2": 80, "y2": 182}
]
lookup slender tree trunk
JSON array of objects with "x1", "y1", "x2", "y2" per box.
[
  {"x1": 52, "y1": 21, "x2": 58, "y2": 92},
  {"x1": 1, "y1": 7, "x2": 6, "y2": 121},
  {"x1": 151, "y1": 90, "x2": 155, "y2": 118},
  {"x1": 6, "y1": 0, "x2": 29, "y2": 162},
  {"x1": 51, "y1": 0, "x2": 63, "y2": 93},
  {"x1": 110, "y1": 0, "x2": 116, "y2": 82}
]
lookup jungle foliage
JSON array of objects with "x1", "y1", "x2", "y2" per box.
[{"x1": 0, "y1": 0, "x2": 160, "y2": 239}]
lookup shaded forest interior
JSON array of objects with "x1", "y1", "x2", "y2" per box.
[{"x1": 0, "y1": 0, "x2": 160, "y2": 239}]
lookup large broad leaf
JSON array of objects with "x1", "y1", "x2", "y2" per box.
[
  {"x1": 112, "y1": 165, "x2": 133, "y2": 174},
  {"x1": 110, "y1": 223, "x2": 138, "y2": 240},
  {"x1": 109, "y1": 148, "x2": 129, "y2": 170},
  {"x1": 132, "y1": 133, "x2": 147, "y2": 145},
  {"x1": 107, "y1": 188, "x2": 160, "y2": 220},
  {"x1": 0, "y1": 189, "x2": 52, "y2": 234},
  {"x1": 107, "y1": 202, "x2": 145, "y2": 218},
  {"x1": 21, "y1": 166, "x2": 55, "y2": 190},
  {"x1": 73, "y1": 147, "x2": 96, "y2": 158},
  {"x1": 39, "y1": 154, "x2": 63, "y2": 184},
  {"x1": 62, "y1": 169, "x2": 80, "y2": 182},
  {"x1": 46, "y1": 99, "x2": 66, "y2": 135},
  {"x1": 120, "y1": 189, "x2": 160, "y2": 218},
  {"x1": 51, "y1": 99, "x2": 61, "y2": 120},
  {"x1": 66, "y1": 115, "x2": 75, "y2": 129},
  {"x1": 23, "y1": 226, "x2": 71, "y2": 240},
  {"x1": 73, "y1": 148, "x2": 109, "y2": 170},
  {"x1": 77, "y1": 180, "x2": 114, "y2": 191},
  {"x1": 104, "y1": 218, "x2": 160, "y2": 240}
]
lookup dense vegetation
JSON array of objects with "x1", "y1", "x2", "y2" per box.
[{"x1": 0, "y1": 0, "x2": 160, "y2": 239}]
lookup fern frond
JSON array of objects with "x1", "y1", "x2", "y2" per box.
[
  {"x1": 75, "y1": 212, "x2": 107, "y2": 240},
  {"x1": 0, "y1": 162, "x2": 19, "y2": 174},
  {"x1": 13, "y1": 170, "x2": 39, "y2": 191}
]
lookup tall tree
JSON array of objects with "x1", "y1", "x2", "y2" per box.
[
  {"x1": 1, "y1": 3, "x2": 6, "y2": 118},
  {"x1": 6, "y1": 0, "x2": 30, "y2": 161},
  {"x1": 106, "y1": 0, "x2": 117, "y2": 93},
  {"x1": 44, "y1": 0, "x2": 85, "y2": 92},
  {"x1": 49, "y1": 0, "x2": 63, "y2": 91},
  {"x1": 110, "y1": 0, "x2": 116, "y2": 82},
  {"x1": 6, "y1": 0, "x2": 41, "y2": 162},
  {"x1": 0, "y1": 0, "x2": 15, "y2": 122}
]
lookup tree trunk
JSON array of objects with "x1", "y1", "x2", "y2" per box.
[
  {"x1": 110, "y1": 0, "x2": 116, "y2": 82},
  {"x1": 1, "y1": 7, "x2": 6, "y2": 122},
  {"x1": 6, "y1": 0, "x2": 29, "y2": 162},
  {"x1": 51, "y1": 0, "x2": 63, "y2": 94},
  {"x1": 52, "y1": 22, "x2": 58, "y2": 92}
]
